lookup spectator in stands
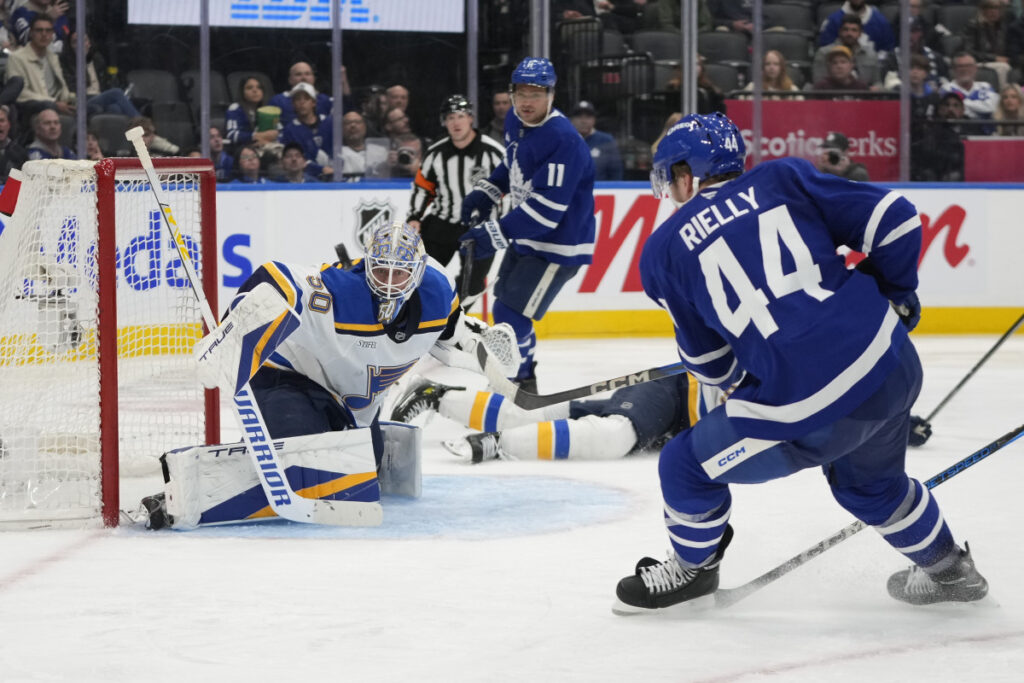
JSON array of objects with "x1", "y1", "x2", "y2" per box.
[
  {"x1": 962, "y1": 0, "x2": 1012, "y2": 89},
  {"x1": 7, "y1": 16, "x2": 75, "y2": 121},
  {"x1": 383, "y1": 106, "x2": 422, "y2": 168},
  {"x1": 279, "y1": 82, "x2": 333, "y2": 180},
  {"x1": 657, "y1": 0, "x2": 711, "y2": 32},
  {"x1": 994, "y1": 84, "x2": 1024, "y2": 136},
  {"x1": 740, "y1": 49, "x2": 803, "y2": 100},
  {"x1": 386, "y1": 84, "x2": 410, "y2": 114},
  {"x1": 487, "y1": 91, "x2": 512, "y2": 141},
  {"x1": 234, "y1": 143, "x2": 269, "y2": 184},
  {"x1": 669, "y1": 57, "x2": 725, "y2": 113},
  {"x1": 361, "y1": 84, "x2": 388, "y2": 137},
  {"x1": 912, "y1": 91, "x2": 965, "y2": 182},
  {"x1": 908, "y1": 54, "x2": 942, "y2": 135},
  {"x1": 882, "y1": 16, "x2": 948, "y2": 91},
  {"x1": 907, "y1": 0, "x2": 942, "y2": 51},
  {"x1": 942, "y1": 52, "x2": 999, "y2": 135},
  {"x1": 10, "y1": 1, "x2": 69, "y2": 52},
  {"x1": 275, "y1": 142, "x2": 321, "y2": 183},
  {"x1": 819, "y1": 0, "x2": 895, "y2": 59},
  {"x1": 225, "y1": 76, "x2": 280, "y2": 151},
  {"x1": 85, "y1": 130, "x2": 104, "y2": 160},
  {"x1": 708, "y1": 0, "x2": 753, "y2": 34},
  {"x1": 340, "y1": 111, "x2": 388, "y2": 179},
  {"x1": 815, "y1": 131, "x2": 870, "y2": 181},
  {"x1": 0, "y1": 105, "x2": 28, "y2": 182},
  {"x1": 268, "y1": 61, "x2": 333, "y2": 122},
  {"x1": 812, "y1": 45, "x2": 872, "y2": 95},
  {"x1": 127, "y1": 116, "x2": 180, "y2": 157},
  {"x1": 208, "y1": 126, "x2": 234, "y2": 182},
  {"x1": 570, "y1": 100, "x2": 623, "y2": 181},
  {"x1": 387, "y1": 132, "x2": 423, "y2": 178},
  {"x1": 1008, "y1": 13, "x2": 1024, "y2": 81},
  {"x1": 26, "y1": 107, "x2": 74, "y2": 160},
  {"x1": 60, "y1": 31, "x2": 139, "y2": 118},
  {"x1": 813, "y1": 14, "x2": 882, "y2": 88},
  {"x1": 594, "y1": 1, "x2": 646, "y2": 34}
]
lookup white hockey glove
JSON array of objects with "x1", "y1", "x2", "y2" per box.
[
  {"x1": 430, "y1": 315, "x2": 521, "y2": 377},
  {"x1": 194, "y1": 282, "x2": 300, "y2": 395}
]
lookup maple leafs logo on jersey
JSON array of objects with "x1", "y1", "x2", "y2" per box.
[{"x1": 508, "y1": 156, "x2": 532, "y2": 209}]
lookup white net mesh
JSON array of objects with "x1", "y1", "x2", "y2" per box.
[{"x1": 0, "y1": 160, "x2": 212, "y2": 528}]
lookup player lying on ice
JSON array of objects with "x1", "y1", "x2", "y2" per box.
[
  {"x1": 390, "y1": 374, "x2": 724, "y2": 463},
  {"x1": 612, "y1": 112, "x2": 988, "y2": 613},
  {"x1": 139, "y1": 220, "x2": 519, "y2": 530}
]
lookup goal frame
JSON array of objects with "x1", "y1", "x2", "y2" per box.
[{"x1": 95, "y1": 157, "x2": 220, "y2": 526}]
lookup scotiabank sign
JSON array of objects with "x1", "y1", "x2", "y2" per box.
[{"x1": 725, "y1": 100, "x2": 900, "y2": 181}]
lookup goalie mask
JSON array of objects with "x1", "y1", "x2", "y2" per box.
[
  {"x1": 650, "y1": 112, "x2": 745, "y2": 200},
  {"x1": 365, "y1": 221, "x2": 428, "y2": 324}
]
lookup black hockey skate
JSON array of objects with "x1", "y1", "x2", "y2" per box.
[
  {"x1": 140, "y1": 492, "x2": 172, "y2": 531},
  {"x1": 389, "y1": 377, "x2": 462, "y2": 423},
  {"x1": 613, "y1": 526, "x2": 733, "y2": 615},
  {"x1": 887, "y1": 543, "x2": 989, "y2": 605},
  {"x1": 465, "y1": 432, "x2": 502, "y2": 463}
]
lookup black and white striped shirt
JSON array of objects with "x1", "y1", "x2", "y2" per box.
[{"x1": 408, "y1": 131, "x2": 505, "y2": 225}]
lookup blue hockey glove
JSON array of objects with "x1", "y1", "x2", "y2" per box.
[
  {"x1": 459, "y1": 179, "x2": 502, "y2": 226},
  {"x1": 459, "y1": 219, "x2": 508, "y2": 260},
  {"x1": 893, "y1": 291, "x2": 921, "y2": 332}
]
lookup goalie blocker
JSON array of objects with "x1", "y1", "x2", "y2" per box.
[{"x1": 143, "y1": 422, "x2": 421, "y2": 530}]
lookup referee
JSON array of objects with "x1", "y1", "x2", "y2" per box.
[{"x1": 407, "y1": 94, "x2": 505, "y2": 301}]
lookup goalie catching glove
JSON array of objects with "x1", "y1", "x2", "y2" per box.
[
  {"x1": 430, "y1": 314, "x2": 521, "y2": 378},
  {"x1": 194, "y1": 282, "x2": 301, "y2": 395}
]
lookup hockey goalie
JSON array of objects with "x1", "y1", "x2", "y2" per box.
[{"x1": 142, "y1": 220, "x2": 519, "y2": 529}]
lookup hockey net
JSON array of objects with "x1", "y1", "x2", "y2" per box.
[{"x1": 0, "y1": 158, "x2": 219, "y2": 529}]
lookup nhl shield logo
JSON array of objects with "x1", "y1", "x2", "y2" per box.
[{"x1": 354, "y1": 199, "x2": 395, "y2": 248}]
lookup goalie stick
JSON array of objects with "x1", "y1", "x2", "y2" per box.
[
  {"x1": 476, "y1": 343, "x2": 688, "y2": 410},
  {"x1": 713, "y1": 421, "x2": 1024, "y2": 609},
  {"x1": 125, "y1": 127, "x2": 380, "y2": 527}
]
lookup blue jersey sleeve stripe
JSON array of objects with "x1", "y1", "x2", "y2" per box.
[
  {"x1": 877, "y1": 215, "x2": 921, "y2": 249},
  {"x1": 676, "y1": 342, "x2": 733, "y2": 365},
  {"x1": 688, "y1": 358, "x2": 739, "y2": 387},
  {"x1": 528, "y1": 192, "x2": 569, "y2": 211},
  {"x1": 516, "y1": 238, "x2": 594, "y2": 257},
  {"x1": 521, "y1": 201, "x2": 560, "y2": 228},
  {"x1": 862, "y1": 191, "x2": 902, "y2": 255},
  {"x1": 725, "y1": 307, "x2": 901, "y2": 425}
]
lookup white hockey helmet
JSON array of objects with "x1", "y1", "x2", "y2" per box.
[{"x1": 365, "y1": 221, "x2": 428, "y2": 324}]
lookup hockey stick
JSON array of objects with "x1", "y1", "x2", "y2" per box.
[
  {"x1": 714, "y1": 421, "x2": 1024, "y2": 609},
  {"x1": 460, "y1": 240, "x2": 475, "y2": 302},
  {"x1": 476, "y1": 342, "x2": 688, "y2": 410},
  {"x1": 125, "y1": 127, "x2": 381, "y2": 527},
  {"x1": 909, "y1": 311, "x2": 1024, "y2": 446}
]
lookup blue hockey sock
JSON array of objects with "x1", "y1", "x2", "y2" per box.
[
  {"x1": 663, "y1": 493, "x2": 732, "y2": 568},
  {"x1": 874, "y1": 478, "x2": 956, "y2": 569}
]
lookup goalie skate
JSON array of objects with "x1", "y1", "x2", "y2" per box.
[
  {"x1": 389, "y1": 377, "x2": 463, "y2": 423},
  {"x1": 442, "y1": 432, "x2": 503, "y2": 463}
]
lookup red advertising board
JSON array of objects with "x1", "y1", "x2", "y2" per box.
[
  {"x1": 963, "y1": 137, "x2": 1024, "y2": 182},
  {"x1": 725, "y1": 99, "x2": 900, "y2": 181}
]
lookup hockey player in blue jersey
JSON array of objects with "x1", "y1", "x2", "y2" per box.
[
  {"x1": 613, "y1": 112, "x2": 988, "y2": 613},
  {"x1": 459, "y1": 57, "x2": 596, "y2": 392}
]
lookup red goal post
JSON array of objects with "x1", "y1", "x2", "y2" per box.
[{"x1": 0, "y1": 158, "x2": 220, "y2": 529}]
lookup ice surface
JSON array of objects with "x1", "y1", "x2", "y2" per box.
[{"x1": 1, "y1": 336, "x2": 1022, "y2": 682}]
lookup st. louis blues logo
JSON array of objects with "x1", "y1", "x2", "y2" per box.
[{"x1": 343, "y1": 360, "x2": 417, "y2": 411}]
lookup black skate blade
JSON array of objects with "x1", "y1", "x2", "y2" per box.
[{"x1": 611, "y1": 593, "x2": 716, "y2": 617}]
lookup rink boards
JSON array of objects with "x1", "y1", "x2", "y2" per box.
[{"x1": 208, "y1": 182, "x2": 1024, "y2": 337}]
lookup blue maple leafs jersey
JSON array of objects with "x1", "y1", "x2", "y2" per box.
[
  {"x1": 234, "y1": 259, "x2": 458, "y2": 428},
  {"x1": 640, "y1": 158, "x2": 922, "y2": 440},
  {"x1": 486, "y1": 109, "x2": 596, "y2": 265}
]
